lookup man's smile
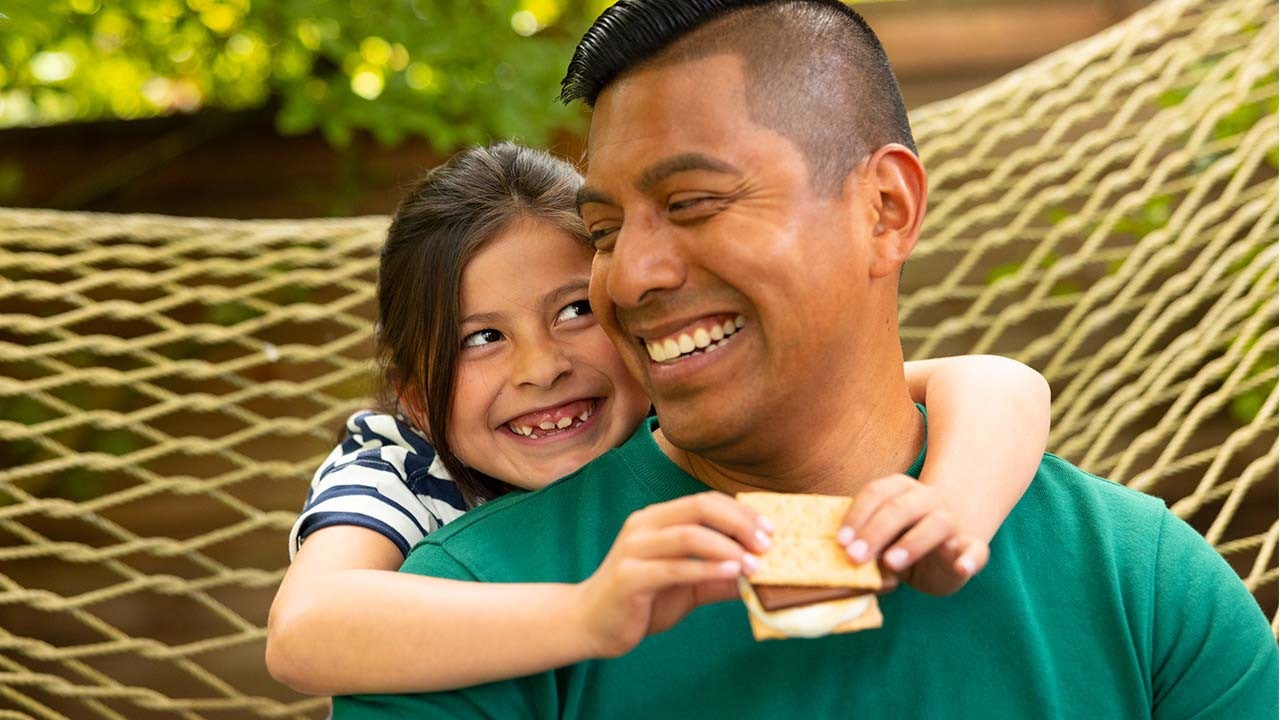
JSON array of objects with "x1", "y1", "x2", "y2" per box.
[{"x1": 641, "y1": 314, "x2": 747, "y2": 363}]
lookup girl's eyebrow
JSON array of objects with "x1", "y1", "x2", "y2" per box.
[
  {"x1": 460, "y1": 310, "x2": 505, "y2": 327},
  {"x1": 460, "y1": 279, "x2": 590, "y2": 326},
  {"x1": 542, "y1": 279, "x2": 591, "y2": 309}
]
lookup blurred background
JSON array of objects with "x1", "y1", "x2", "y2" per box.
[
  {"x1": 2, "y1": 0, "x2": 1151, "y2": 218},
  {"x1": 3, "y1": 1, "x2": 1276, "y2": 719}
]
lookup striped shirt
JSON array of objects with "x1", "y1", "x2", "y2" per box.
[{"x1": 288, "y1": 411, "x2": 471, "y2": 559}]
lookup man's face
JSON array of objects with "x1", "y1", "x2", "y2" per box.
[{"x1": 580, "y1": 54, "x2": 880, "y2": 459}]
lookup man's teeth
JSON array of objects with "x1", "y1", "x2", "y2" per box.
[
  {"x1": 646, "y1": 315, "x2": 745, "y2": 363},
  {"x1": 508, "y1": 404, "x2": 593, "y2": 439}
]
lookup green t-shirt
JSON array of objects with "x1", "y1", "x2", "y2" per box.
[{"x1": 333, "y1": 417, "x2": 1278, "y2": 719}]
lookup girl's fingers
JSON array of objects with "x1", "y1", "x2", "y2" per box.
[
  {"x1": 881, "y1": 511, "x2": 954, "y2": 572},
  {"x1": 847, "y1": 485, "x2": 937, "y2": 563},
  {"x1": 877, "y1": 571, "x2": 900, "y2": 595},
  {"x1": 628, "y1": 525, "x2": 756, "y2": 571},
  {"x1": 634, "y1": 558, "x2": 746, "y2": 589},
  {"x1": 838, "y1": 474, "x2": 915, "y2": 546},
  {"x1": 953, "y1": 538, "x2": 990, "y2": 579},
  {"x1": 625, "y1": 492, "x2": 772, "y2": 554}
]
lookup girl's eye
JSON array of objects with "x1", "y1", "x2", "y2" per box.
[
  {"x1": 462, "y1": 329, "x2": 503, "y2": 348},
  {"x1": 555, "y1": 300, "x2": 593, "y2": 324}
]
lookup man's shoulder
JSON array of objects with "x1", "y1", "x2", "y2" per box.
[
  {"x1": 1033, "y1": 451, "x2": 1166, "y2": 515},
  {"x1": 1008, "y1": 452, "x2": 1172, "y2": 571},
  {"x1": 401, "y1": 448, "x2": 645, "y2": 580}
]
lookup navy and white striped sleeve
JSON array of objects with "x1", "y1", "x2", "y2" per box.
[{"x1": 288, "y1": 411, "x2": 469, "y2": 560}]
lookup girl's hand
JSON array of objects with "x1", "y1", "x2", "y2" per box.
[
  {"x1": 837, "y1": 474, "x2": 991, "y2": 597},
  {"x1": 573, "y1": 492, "x2": 773, "y2": 658}
]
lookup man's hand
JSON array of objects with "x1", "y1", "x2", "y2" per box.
[
  {"x1": 837, "y1": 474, "x2": 990, "y2": 596},
  {"x1": 573, "y1": 492, "x2": 773, "y2": 659}
]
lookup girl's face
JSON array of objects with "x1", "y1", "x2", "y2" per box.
[{"x1": 446, "y1": 217, "x2": 652, "y2": 490}]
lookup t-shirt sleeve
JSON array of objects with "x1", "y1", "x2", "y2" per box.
[
  {"x1": 330, "y1": 545, "x2": 555, "y2": 720},
  {"x1": 288, "y1": 413, "x2": 467, "y2": 559},
  {"x1": 1150, "y1": 510, "x2": 1279, "y2": 718}
]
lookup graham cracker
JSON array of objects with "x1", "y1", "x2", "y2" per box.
[{"x1": 736, "y1": 492, "x2": 881, "y2": 589}]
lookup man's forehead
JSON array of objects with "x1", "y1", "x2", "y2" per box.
[{"x1": 584, "y1": 54, "x2": 754, "y2": 182}]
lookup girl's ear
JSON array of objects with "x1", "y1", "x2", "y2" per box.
[{"x1": 393, "y1": 379, "x2": 434, "y2": 440}]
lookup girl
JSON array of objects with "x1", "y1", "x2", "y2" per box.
[{"x1": 267, "y1": 143, "x2": 1050, "y2": 695}]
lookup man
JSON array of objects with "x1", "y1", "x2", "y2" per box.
[{"x1": 334, "y1": 1, "x2": 1278, "y2": 717}]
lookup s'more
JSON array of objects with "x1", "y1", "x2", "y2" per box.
[{"x1": 736, "y1": 491, "x2": 884, "y2": 641}]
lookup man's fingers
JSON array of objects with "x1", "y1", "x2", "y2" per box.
[
  {"x1": 838, "y1": 474, "x2": 915, "y2": 546},
  {"x1": 847, "y1": 485, "x2": 937, "y2": 563},
  {"x1": 881, "y1": 511, "x2": 954, "y2": 572},
  {"x1": 627, "y1": 492, "x2": 772, "y2": 554}
]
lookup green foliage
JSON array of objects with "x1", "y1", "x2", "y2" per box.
[{"x1": 0, "y1": 0, "x2": 618, "y2": 150}]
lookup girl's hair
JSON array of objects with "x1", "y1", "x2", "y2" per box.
[{"x1": 376, "y1": 142, "x2": 588, "y2": 505}]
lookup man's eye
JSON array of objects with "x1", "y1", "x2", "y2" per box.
[
  {"x1": 462, "y1": 329, "x2": 503, "y2": 348},
  {"x1": 668, "y1": 196, "x2": 715, "y2": 213},
  {"x1": 589, "y1": 228, "x2": 617, "y2": 247},
  {"x1": 555, "y1": 300, "x2": 593, "y2": 323}
]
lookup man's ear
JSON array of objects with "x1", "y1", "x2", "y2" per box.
[{"x1": 863, "y1": 144, "x2": 927, "y2": 278}]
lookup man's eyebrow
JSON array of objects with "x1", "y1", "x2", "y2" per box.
[
  {"x1": 576, "y1": 153, "x2": 742, "y2": 211},
  {"x1": 576, "y1": 186, "x2": 615, "y2": 211},
  {"x1": 636, "y1": 153, "x2": 741, "y2": 192}
]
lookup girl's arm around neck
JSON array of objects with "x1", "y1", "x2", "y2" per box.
[
  {"x1": 903, "y1": 354, "x2": 1051, "y2": 542},
  {"x1": 266, "y1": 526, "x2": 596, "y2": 695}
]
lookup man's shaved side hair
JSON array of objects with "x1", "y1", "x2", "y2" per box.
[{"x1": 560, "y1": 0, "x2": 916, "y2": 194}]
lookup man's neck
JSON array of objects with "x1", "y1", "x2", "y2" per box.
[{"x1": 654, "y1": 383, "x2": 926, "y2": 498}]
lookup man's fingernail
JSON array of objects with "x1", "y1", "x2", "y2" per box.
[
  {"x1": 885, "y1": 548, "x2": 908, "y2": 570},
  {"x1": 847, "y1": 539, "x2": 868, "y2": 562},
  {"x1": 836, "y1": 527, "x2": 855, "y2": 546},
  {"x1": 754, "y1": 529, "x2": 772, "y2": 551},
  {"x1": 718, "y1": 560, "x2": 742, "y2": 576},
  {"x1": 757, "y1": 515, "x2": 774, "y2": 533},
  {"x1": 742, "y1": 554, "x2": 760, "y2": 575},
  {"x1": 958, "y1": 556, "x2": 977, "y2": 576}
]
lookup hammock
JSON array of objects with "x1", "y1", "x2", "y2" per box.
[{"x1": 1, "y1": 0, "x2": 1275, "y2": 717}]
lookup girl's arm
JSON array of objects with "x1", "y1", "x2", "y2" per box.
[
  {"x1": 902, "y1": 354, "x2": 1050, "y2": 541},
  {"x1": 836, "y1": 354, "x2": 1050, "y2": 596},
  {"x1": 268, "y1": 496, "x2": 771, "y2": 696},
  {"x1": 267, "y1": 526, "x2": 597, "y2": 695}
]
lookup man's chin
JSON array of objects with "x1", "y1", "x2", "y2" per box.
[{"x1": 651, "y1": 401, "x2": 750, "y2": 458}]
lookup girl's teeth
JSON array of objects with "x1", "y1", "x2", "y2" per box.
[
  {"x1": 578, "y1": 409, "x2": 590, "y2": 422},
  {"x1": 721, "y1": 319, "x2": 735, "y2": 336},
  {"x1": 709, "y1": 324, "x2": 724, "y2": 341},
  {"x1": 693, "y1": 328, "x2": 711, "y2": 348},
  {"x1": 663, "y1": 338, "x2": 680, "y2": 358},
  {"x1": 539, "y1": 421, "x2": 556, "y2": 430},
  {"x1": 734, "y1": 315, "x2": 746, "y2": 328},
  {"x1": 678, "y1": 334, "x2": 696, "y2": 354},
  {"x1": 556, "y1": 416, "x2": 573, "y2": 429}
]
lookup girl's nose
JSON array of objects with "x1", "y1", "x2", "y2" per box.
[{"x1": 512, "y1": 334, "x2": 573, "y2": 389}]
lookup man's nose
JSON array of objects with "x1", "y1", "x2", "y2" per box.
[
  {"x1": 511, "y1": 332, "x2": 573, "y2": 389},
  {"x1": 606, "y1": 217, "x2": 687, "y2": 308}
]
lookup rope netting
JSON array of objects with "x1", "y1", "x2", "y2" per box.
[{"x1": 0, "y1": 0, "x2": 1275, "y2": 717}]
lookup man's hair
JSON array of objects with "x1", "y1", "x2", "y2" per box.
[{"x1": 560, "y1": 0, "x2": 916, "y2": 194}]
